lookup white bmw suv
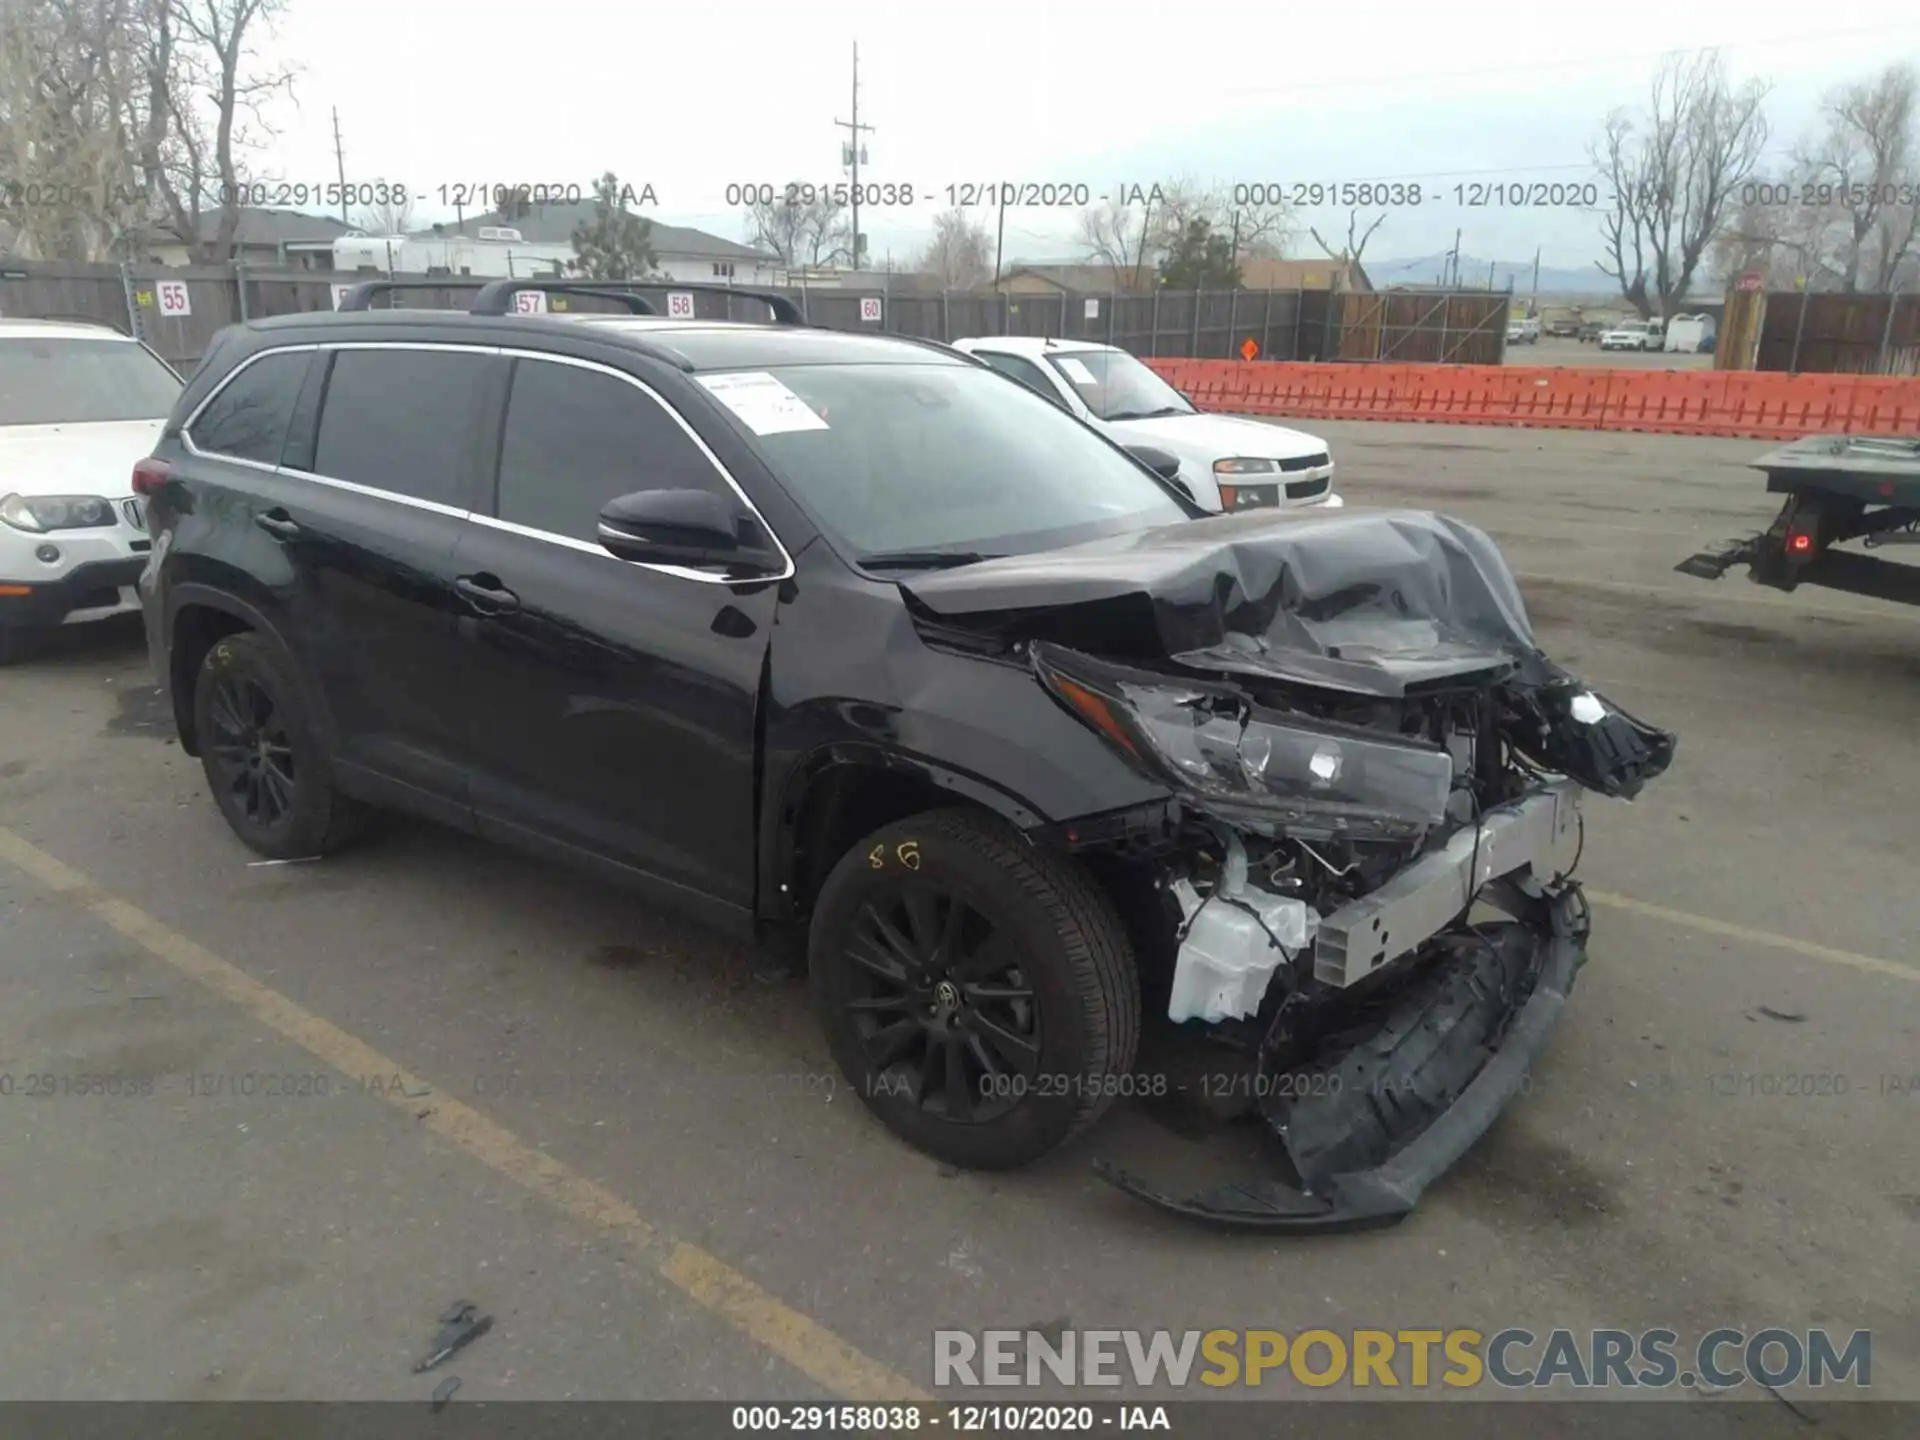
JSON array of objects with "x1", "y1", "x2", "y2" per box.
[
  {"x1": 951, "y1": 336, "x2": 1340, "y2": 515},
  {"x1": 0, "y1": 319, "x2": 183, "y2": 664}
]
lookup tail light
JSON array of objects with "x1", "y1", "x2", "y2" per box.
[{"x1": 131, "y1": 458, "x2": 171, "y2": 497}]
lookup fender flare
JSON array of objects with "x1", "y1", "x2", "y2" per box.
[
  {"x1": 759, "y1": 741, "x2": 1053, "y2": 922},
  {"x1": 163, "y1": 584, "x2": 342, "y2": 756}
]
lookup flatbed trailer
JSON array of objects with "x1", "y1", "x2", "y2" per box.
[{"x1": 1678, "y1": 435, "x2": 1920, "y2": 607}]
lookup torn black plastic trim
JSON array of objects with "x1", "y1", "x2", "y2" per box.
[{"x1": 1093, "y1": 884, "x2": 1588, "y2": 1234}]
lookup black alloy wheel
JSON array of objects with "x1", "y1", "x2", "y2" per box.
[
  {"x1": 843, "y1": 880, "x2": 1039, "y2": 1125},
  {"x1": 203, "y1": 670, "x2": 297, "y2": 831},
  {"x1": 810, "y1": 807, "x2": 1140, "y2": 1171},
  {"x1": 191, "y1": 632, "x2": 371, "y2": 859}
]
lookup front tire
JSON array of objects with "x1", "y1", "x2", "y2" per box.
[
  {"x1": 192, "y1": 631, "x2": 369, "y2": 859},
  {"x1": 809, "y1": 808, "x2": 1140, "y2": 1170}
]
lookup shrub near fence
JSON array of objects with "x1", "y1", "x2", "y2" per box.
[{"x1": 0, "y1": 260, "x2": 1512, "y2": 373}]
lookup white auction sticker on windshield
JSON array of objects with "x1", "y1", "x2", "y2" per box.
[
  {"x1": 1056, "y1": 357, "x2": 1099, "y2": 385},
  {"x1": 698, "y1": 372, "x2": 829, "y2": 435}
]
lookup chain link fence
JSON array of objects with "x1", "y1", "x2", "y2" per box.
[{"x1": 0, "y1": 261, "x2": 1513, "y2": 374}]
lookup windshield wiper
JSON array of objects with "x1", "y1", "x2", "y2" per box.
[
  {"x1": 1105, "y1": 405, "x2": 1192, "y2": 420},
  {"x1": 856, "y1": 549, "x2": 1002, "y2": 572}
]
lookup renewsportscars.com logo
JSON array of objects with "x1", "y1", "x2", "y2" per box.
[{"x1": 933, "y1": 1327, "x2": 1872, "y2": 1391}]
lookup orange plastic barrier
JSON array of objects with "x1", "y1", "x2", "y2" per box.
[{"x1": 1143, "y1": 359, "x2": 1920, "y2": 441}]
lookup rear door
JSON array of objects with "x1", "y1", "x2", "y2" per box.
[
  {"x1": 274, "y1": 342, "x2": 501, "y2": 820},
  {"x1": 451, "y1": 352, "x2": 782, "y2": 916}
]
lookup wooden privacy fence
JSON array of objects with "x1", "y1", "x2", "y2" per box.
[
  {"x1": 0, "y1": 260, "x2": 1512, "y2": 372},
  {"x1": 1718, "y1": 289, "x2": 1919, "y2": 374},
  {"x1": 1149, "y1": 359, "x2": 1920, "y2": 440}
]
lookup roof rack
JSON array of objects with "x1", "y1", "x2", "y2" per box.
[
  {"x1": 334, "y1": 279, "x2": 492, "y2": 312},
  {"x1": 467, "y1": 279, "x2": 658, "y2": 315},
  {"x1": 588, "y1": 281, "x2": 808, "y2": 327}
]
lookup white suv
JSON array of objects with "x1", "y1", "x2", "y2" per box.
[
  {"x1": 950, "y1": 336, "x2": 1339, "y2": 514},
  {"x1": 0, "y1": 319, "x2": 183, "y2": 663}
]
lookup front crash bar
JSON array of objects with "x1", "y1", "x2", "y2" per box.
[{"x1": 1092, "y1": 884, "x2": 1590, "y2": 1234}]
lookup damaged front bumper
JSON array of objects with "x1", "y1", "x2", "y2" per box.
[{"x1": 1096, "y1": 881, "x2": 1590, "y2": 1233}]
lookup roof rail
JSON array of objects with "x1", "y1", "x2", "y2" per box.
[
  {"x1": 467, "y1": 279, "x2": 657, "y2": 316},
  {"x1": 334, "y1": 279, "x2": 492, "y2": 312},
  {"x1": 601, "y1": 281, "x2": 808, "y2": 327}
]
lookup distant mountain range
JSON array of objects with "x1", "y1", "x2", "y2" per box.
[{"x1": 1365, "y1": 252, "x2": 1614, "y2": 296}]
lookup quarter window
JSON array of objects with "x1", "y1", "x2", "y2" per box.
[
  {"x1": 312, "y1": 348, "x2": 491, "y2": 506},
  {"x1": 495, "y1": 358, "x2": 731, "y2": 542},
  {"x1": 186, "y1": 351, "x2": 309, "y2": 464}
]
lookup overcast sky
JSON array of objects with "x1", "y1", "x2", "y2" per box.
[{"x1": 252, "y1": 0, "x2": 1920, "y2": 270}]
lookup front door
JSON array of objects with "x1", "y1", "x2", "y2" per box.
[{"x1": 453, "y1": 353, "x2": 781, "y2": 914}]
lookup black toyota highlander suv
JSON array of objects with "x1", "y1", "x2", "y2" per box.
[{"x1": 138, "y1": 280, "x2": 1674, "y2": 1232}]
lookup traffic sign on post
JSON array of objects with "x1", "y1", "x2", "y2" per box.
[
  {"x1": 1240, "y1": 336, "x2": 1260, "y2": 361},
  {"x1": 1736, "y1": 271, "x2": 1765, "y2": 293},
  {"x1": 666, "y1": 292, "x2": 696, "y2": 319},
  {"x1": 859, "y1": 296, "x2": 882, "y2": 324},
  {"x1": 156, "y1": 279, "x2": 191, "y2": 316}
]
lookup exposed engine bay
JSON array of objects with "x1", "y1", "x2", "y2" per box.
[{"x1": 901, "y1": 507, "x2": 1677, "y2": 1230}]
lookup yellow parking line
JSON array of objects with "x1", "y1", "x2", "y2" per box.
[
  {"x1": 1586, "y1": 889, "x2": 1915, "y2": 983},
  {"x1": 0, "y1": 825, "x2": 926, "y2": 1403}
]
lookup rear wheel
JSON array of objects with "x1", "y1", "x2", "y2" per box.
[
  {"x1": 809, "y1": 807, "x2": 1140, "y2": 1170},
  {"x1": 192, "y1": 632, "x2": 369, "y2": 859}
]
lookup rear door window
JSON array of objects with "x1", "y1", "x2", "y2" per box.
[
  {"x1": 186, "y1": 351, "x2": 312, "y2": 465},
  {"x1": 312, "y1": 347, "x2": 492, "y2": 507}
]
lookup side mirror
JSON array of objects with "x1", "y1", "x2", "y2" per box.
[{"x1": 597, "y1": 488, "x2": 775, "y2": 574}]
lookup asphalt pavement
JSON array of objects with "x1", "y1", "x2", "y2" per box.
[{"x1": 0, "y1": 420, "x2": 1913, "y2": 1413}]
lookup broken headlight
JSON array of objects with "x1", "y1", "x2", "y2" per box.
[{"x1": 1032, "y1": 642, "x2": 1452, "y2": 841}]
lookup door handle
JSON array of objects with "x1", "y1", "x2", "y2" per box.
[
  {"x1": 255, "y1": 510, "x2": 300, "y2": 541},
  {"x1": 454, "y1": 575, "x2": 520, "y2": 615}
]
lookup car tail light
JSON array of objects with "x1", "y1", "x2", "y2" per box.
[
  {"x1": 131, "y1": 458, "x2": 171, "y2": 497},
  {"x1": 1789, "y1": 532, "x2": 1813, "y2": 552}
]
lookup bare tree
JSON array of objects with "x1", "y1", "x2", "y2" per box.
[
  {"x1": 1143, "y1": 174, "x2": 1293, "y2": 267},
  {"x1": 1308, "y1": 209, "x2": 1387, "y2": 271},
  {"x1": 743, "y1": 187, "x2": 851, "y2": 271},
  {"x1": 916, "y1": 207, "x2": 992, "y2": 290},
  {"x1": 137, "y1": 0, "x2": 297, "y2": 263},
  {"x1": 1797, "y1": 63, "x2": 1918, "y2": 291},
  {"x1": 1075, "y1": 196, "x2": 1152, "y2": 288},
  {"x1": 1593, "y1": 50, "x2": 1770, "y2": 318},
  {"x1": 354, "y1": 191, "x2": 413, "y2": 237},
  {"x1": 0, "y1": 0, "x2": 153, "y2": 260}
]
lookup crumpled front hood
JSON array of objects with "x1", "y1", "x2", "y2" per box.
[{"x1": 900, "y1": 507, "x2": 1547, "y2": 697}]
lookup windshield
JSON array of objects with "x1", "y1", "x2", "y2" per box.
[
  {"x1": 0, "y1": 337, "x2": 183, "y2": 425},
  {"x1": 714, "y1": 362, "x2": 1190, "y2": 560},
  {"x1": 1041, "y1": 348, "x2": 1196, "y2": 422}
]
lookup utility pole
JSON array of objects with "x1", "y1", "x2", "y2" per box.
[
  {"x1": 992, "y1": 187, "x2": 1007, "y2": 287},
  {"x1": 1531, "y1": 245, "x2": 1541, "y2": 310},
  {"x1": 331, "y1": 108, "x2": 349, "y2": 225},
  {"x1": 1133, "y1": 199, "x2": 1155, "y2": 290},
  {"x1": 833, "y1": 42, "x2": 875, "y2": 271}
]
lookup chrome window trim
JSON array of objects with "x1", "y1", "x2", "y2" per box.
[
  {"x1": 180, "y1": 339, "x2": 793, "y2": 584},
  {"x1": 485, "y1": 348, "x2": 795, "y2": 586}
]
